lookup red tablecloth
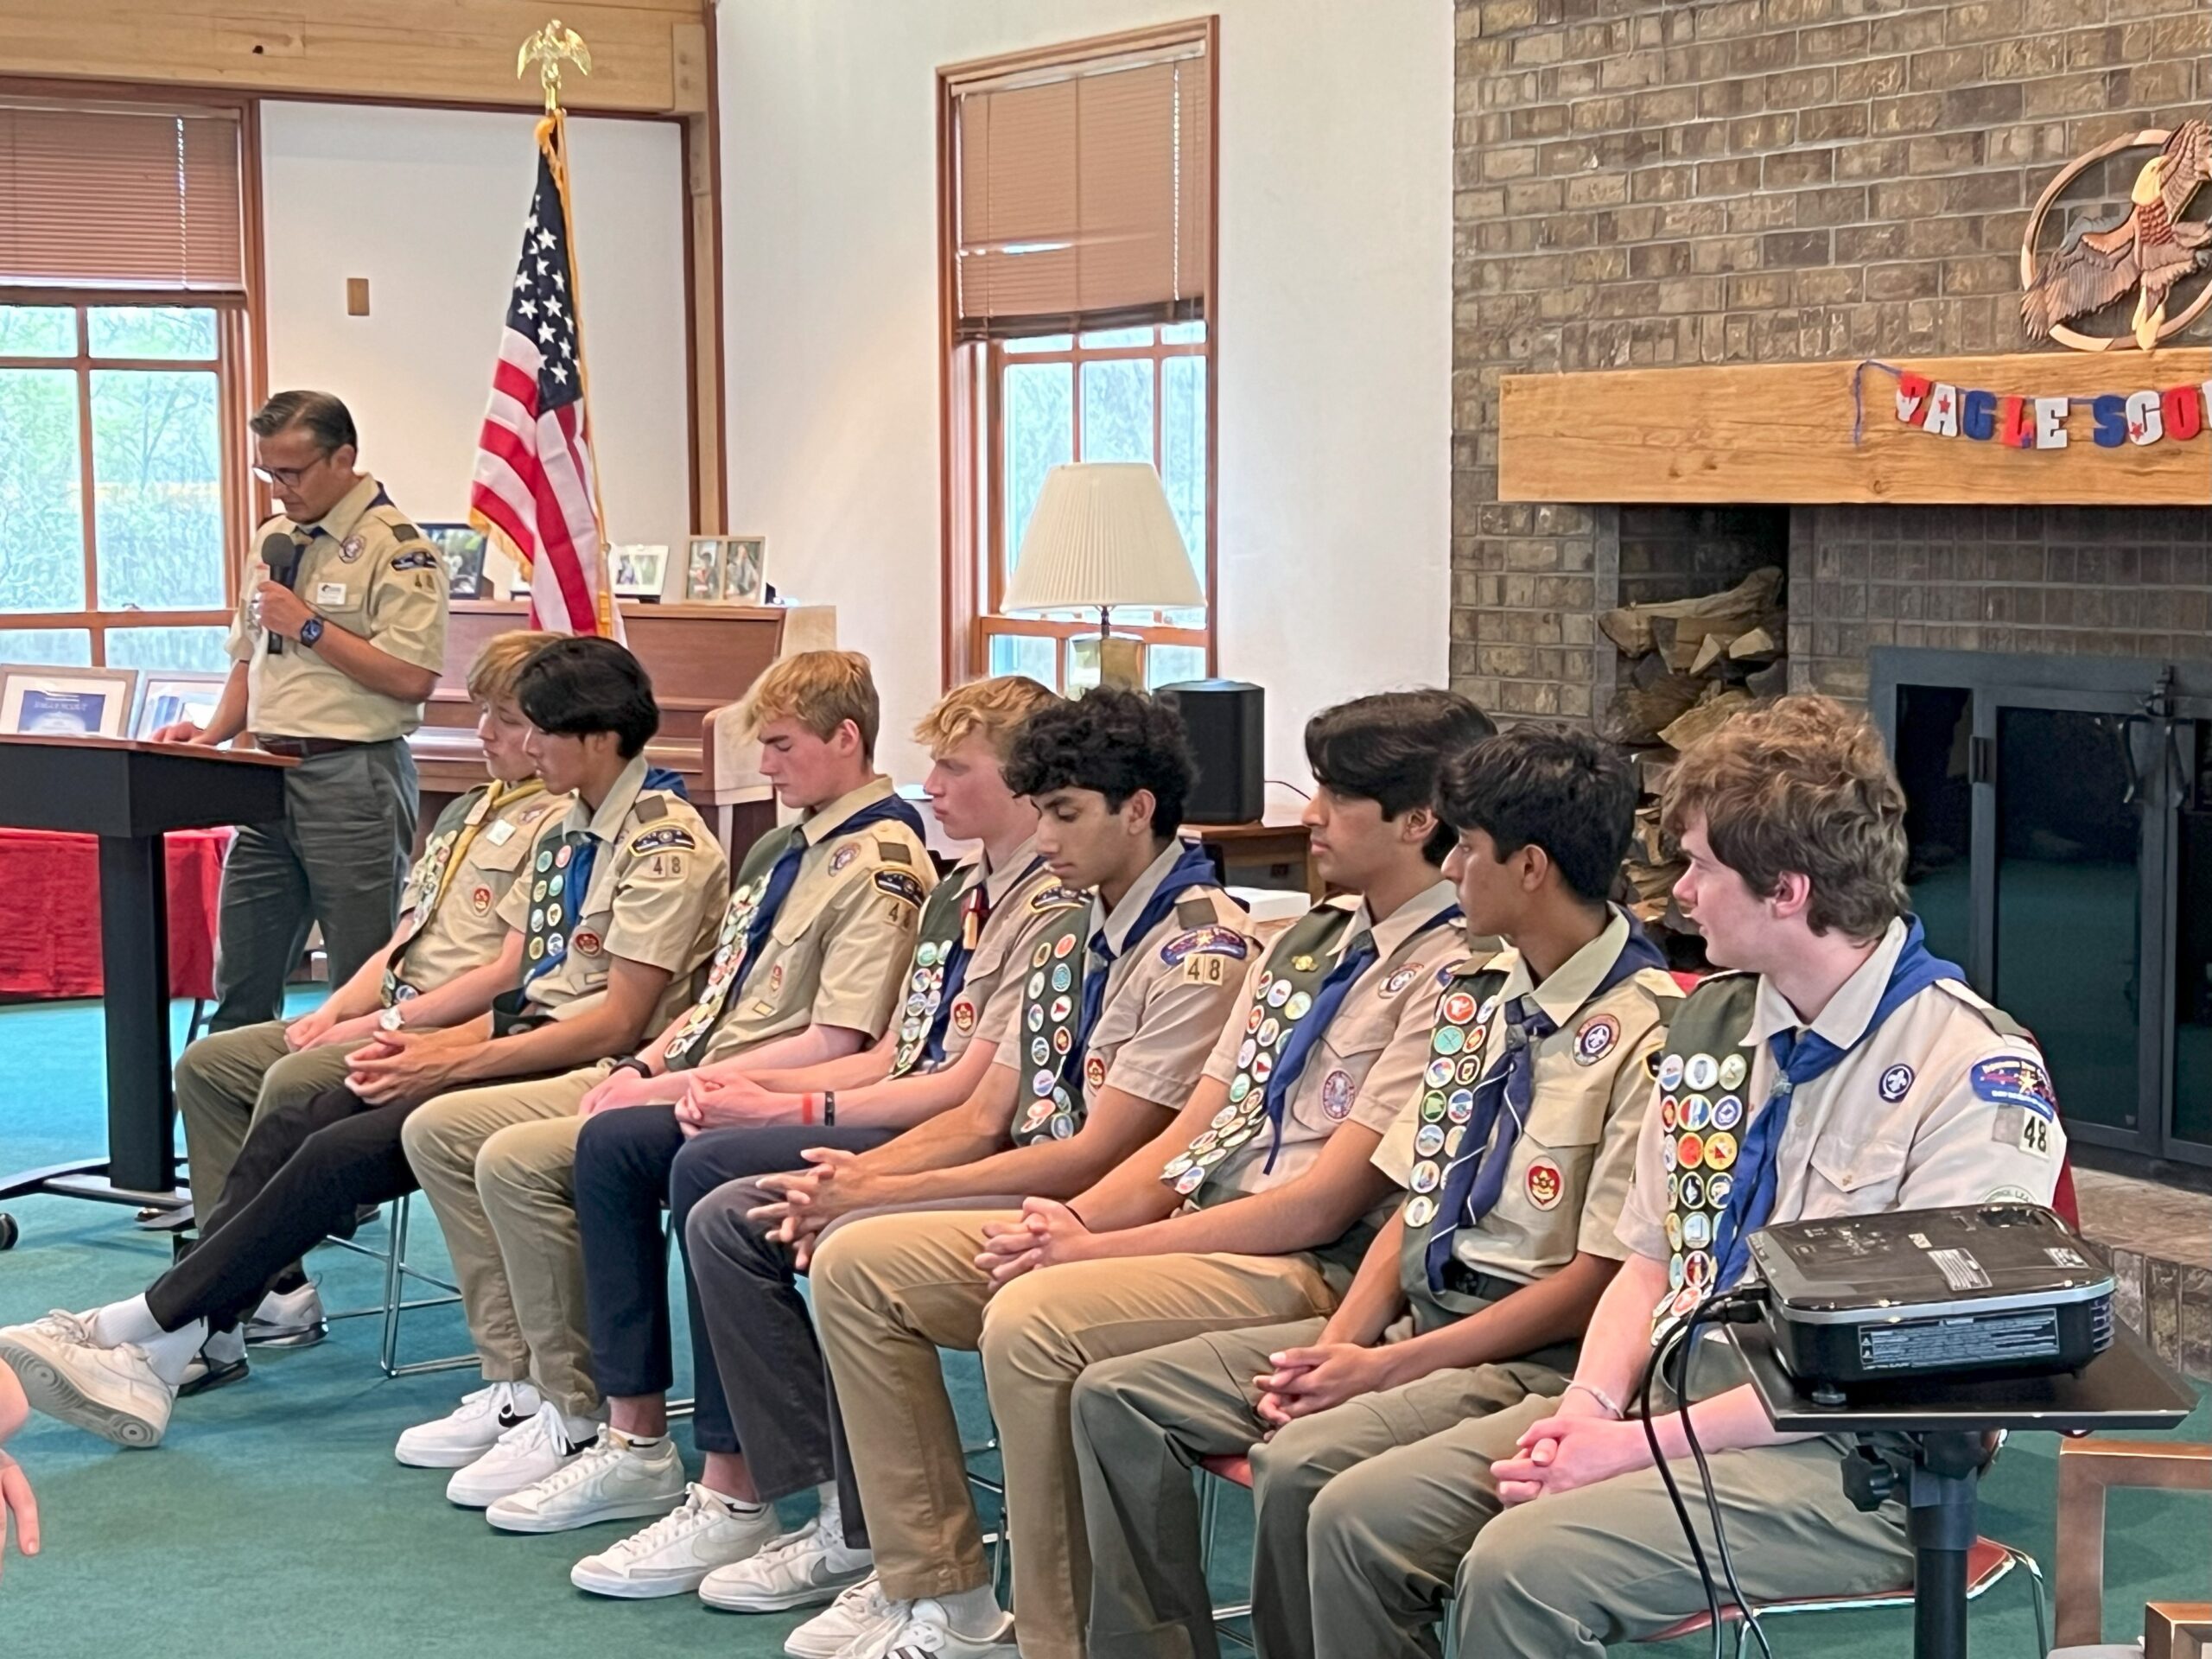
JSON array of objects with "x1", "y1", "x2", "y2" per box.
[{"x1": 0, "y1": 827, "x2": 231, "y2": 1001}]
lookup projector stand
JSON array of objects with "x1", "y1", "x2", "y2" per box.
[{"x1": 1842, "y1": 1430, "x2": 1986, "y2": 1659}]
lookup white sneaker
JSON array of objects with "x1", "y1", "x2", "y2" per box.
[
  {"x1": 444, "y1": 1399, "x2": 597, "y2": 1508},
  {"x1": 486, "y1": 1430, "x2": 687, "y2": 1534},
  {"x1": 702, "y1": 1514, "x2": 874, "y2": 1611},
  {"x1": 0, "y1": 1310, "x2": 173, "y2": 1447},
  {"x1": 861, "y1": 1599, "x2": 1019, "y2": 1659},
  {"x1": 243, "y1": 1281, "x2": 326, "y2": 1348},
  {"x1": 785, "y1": 1573, "x2": 899, "y2": 1659},
  {"x1": 569, "y1": 1484, "x2": 781, "y2": 1599},
  {"x1": 394, "y1": 1380, "x2": 543, "y2": 1469}
]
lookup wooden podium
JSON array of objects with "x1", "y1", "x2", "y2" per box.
[{"x1": 0, "y1": 735, "x2": 290, "y2": 1224}]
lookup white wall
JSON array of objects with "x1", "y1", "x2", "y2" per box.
[
  {"x1": 261, "y1": 102, "x2": 690, "y2": 593},
  {"x1": 717, "y1": 0, "x2": 1453, "y2": 780}
]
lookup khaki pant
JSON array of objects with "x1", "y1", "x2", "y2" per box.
[
  {"x1": 398, "y1": 1065, "x2": 607, "y2": 1414},
  {"x1": 810, "y1": 1211, "x2": 1339, "y2": 1659},
  {"x1": 175, "y1": 1020, "x2": 359, "y2": 1208},
  {"x1": 1072, "y1": 1320, "x2": 1573, "y2": 1659},
  {"x1": 1286, "y1": 1389, "x2": 1911, "y2": 1659}
]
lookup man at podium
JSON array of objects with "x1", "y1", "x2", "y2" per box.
[{"x1": 151, "y1": 391, "x2": 451, "y2": 1034}]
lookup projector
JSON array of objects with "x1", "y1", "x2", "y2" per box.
[{"x1": 1746, "y1": 1204, "x2": 2113, "y2": 1393}]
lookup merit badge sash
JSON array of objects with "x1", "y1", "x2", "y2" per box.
[
  {"x1": 886, "y1": 870, "x2": 976, "y2": 1080},
  {"x1": 1392, "y1": 966, "x2": 1514, "y2": 1312},
  {"x1": 1648, "y1": 975, "x2": 1761, "y2": 1337},
  {"x1": 661, "y1": 823, "x2": 805, "y2": 1069},
  {"x1": 1007, "y1": 906, "x2": 1096, "y2": 1146}
]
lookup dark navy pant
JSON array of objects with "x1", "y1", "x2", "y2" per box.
[{"x1": 572, "y1": 1109, "x2": 887, "y2": 1480}]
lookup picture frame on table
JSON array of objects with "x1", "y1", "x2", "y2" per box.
[
  {"x1": 135, "y1": 671, "x2": 231, "y2": 741},
  {"x1": 684, "y1": 537, "x2": 723, "y2": 601},
  {"x1": 0, "y1": 665, "x2": 140, "y2": 740},
  {"x1": 609, "y1": 543, "x2": 670, "y2": 601},
  {"x1": 721, "y1": 536, "x2": 768, "y2": 606},
  {"x1": 421, "y1": 523, "x2": 490, "y2": 599}
]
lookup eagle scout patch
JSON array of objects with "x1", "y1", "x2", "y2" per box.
[
  {"x1": 874, "y1": 870, "x2": 926, "y2": 907},
  {"x1": 768, "y1": 963, "x2": 785, "y2": 996},
  {"x1": 573, "y1": 931, "x2": 603, "y2": 957},
  {"x1": 1321, "y1": 1069, "x2": 1354, "y2": 1120},
  {"x1": 630, "y1": 826, "x2": 696, "y2": 855},
  {"x1": 1879, "y1": 1063, "x2": 1916, "y2": 1103},
  {"x1": 1573, "y1": 1014, "x2": 1619, "y2": 1065},
  {"x1": 389, "y1": 548, "x2": 440, "y2": 571},
  {"x1": 1084, "y1": 1053, "x2": 1109, "y2": 1090},
  {"x1": 1970, "y1": 1056, "x2": 2058, "y2": 1118},
  {"x1": 1160, "y1": 925, "x2": 1249, "y2": 965},
  {"x1": 470, "y1": 885, "x2": 493, "y2": 916},
  {"x1": 951, "y1": 997, "x2": 977, "y2": 1034},
  {"x1": 1530, "y1": 1159, "x2": 1566, "y2": 1211}
]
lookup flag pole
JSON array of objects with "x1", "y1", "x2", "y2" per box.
[{"x1": 518, "y1": 19, "x2": 620, "y2": 638}]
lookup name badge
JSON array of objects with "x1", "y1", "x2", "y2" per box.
[
  {"x1": 314, "y1": 581, "x2": 349, "y2": 606},
  {"x1": 486, "y1": 820, "x2": 517, "y2": 844}
]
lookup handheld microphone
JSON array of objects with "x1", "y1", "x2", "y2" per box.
[{"x1": 261, "y1": 530, "x2": 302, "y2": 655}]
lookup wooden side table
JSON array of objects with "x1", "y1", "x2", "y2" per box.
[{"x1": 1189, "y1": 808, "x2": 1319, "y2": 899}]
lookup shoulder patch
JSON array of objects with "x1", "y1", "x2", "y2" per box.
[
  {"x1": 875, "y1": 839, "x2": 912, "y2": 866},
  {"x1": 875, "y1": 869, "x2": 925, "y2": 907},
  {"x1": 1173, "y1": 895, "x2": 1224, "y2": 929},
  {"x1": 388, "y1": 547, "x2": 440, "y2": 571},
  {"x1": 1029, "y1": 882, "x2": 1087, "y2": 911},
  {"x1": 1160, "y1": 924, "x2": 1249, "y2": 966},
  {"x1": 633, "y1": 794, "x2": 669, "y2": 823},
  {"x1": 629, "y1": 825, "x2": 697, "y2": 855},
  {"x1": 387, "y1": 520, "x2": 421, "y2": 541},
  {"x1": 1969, "y1": 1055, "x2": 2058, "y2": 1120}
]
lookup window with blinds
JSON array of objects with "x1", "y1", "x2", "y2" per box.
[
  {"x1": 0, "y1": 102, "x2": 245, "y2": 293},
  {"x1": 938, "y1": 21, "x2": 1220, "y2": 693},
  {"x1": 948, "y1": 28, "x2": 1211, "y2": 340}
]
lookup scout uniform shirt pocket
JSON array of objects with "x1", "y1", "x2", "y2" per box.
[
  {"x1": 1490, "y1": 1061, "x2": 1611, "y2": 1248},
  {"x1": 1805, "y1": 1131, "x2": 1910, "y2": 1214},
  {"x1": 757, "y1": 876, "x2": 840, "y2": 1014},
  {"x1": 309, "y1": 571, "x2": 367, "y2": 617}
]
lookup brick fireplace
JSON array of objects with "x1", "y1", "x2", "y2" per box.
[{"x1": 1447, "y1": 0, "x2": 2212, "y2": 715}]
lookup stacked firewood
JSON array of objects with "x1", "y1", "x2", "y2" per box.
[{"x1": 1599, "y1": 566, "x2": 1787, "y2": 945}]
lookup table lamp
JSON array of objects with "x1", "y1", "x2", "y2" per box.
[{"x1": 1001, "y1": 461, "x2": 1204, "y2": 690}]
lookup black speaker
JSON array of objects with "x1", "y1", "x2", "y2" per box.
[{"x1": 1159, "y1": 678, "x2": 1264, "y2": 825}]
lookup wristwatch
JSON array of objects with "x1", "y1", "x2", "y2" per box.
[
  {"x1": 610, "y1": 1056, "x2": 654, "y2": 1083},
  {"x1": 822, "y1": 1090, "x2": 837, "y2": 1127},
  {"x1": 297, "y1": 614, "x2": 327, "y2": 650},
  {"x1": 378, "y1": 1003, "x2": 407, "y2": 1033}
]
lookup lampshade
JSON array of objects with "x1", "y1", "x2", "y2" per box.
[{"x1": 1001, "y1": 462, "x2": 1205, "y2": 614}]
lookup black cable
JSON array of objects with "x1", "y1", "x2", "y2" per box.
[
  {"x1": 1637, "y1": 1315, "x2": 1726, "y2": 1659},
  {"x1": 1679, "y1": 1292, "x2": 1775, "y2": 1659}
]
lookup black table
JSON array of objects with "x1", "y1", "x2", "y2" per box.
[
  {"x1": 0, "y1": 735, "x2": 290, "y2": 1234},
  {"x1": 1729, "y1": 1319, "x2": 2196, "y2": 1659}
]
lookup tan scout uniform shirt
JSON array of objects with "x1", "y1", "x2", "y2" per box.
[
  {"x1": 935, "y1": 840, "x2": 1082, "y2": 1069},
  {"x1": 496, "y1": 755, "x2": 728, "y2": 1033},
  {"x1": 1378, "y1": 910, "x2": 1681, "y2": 1285},
  {"x1": 389, "y1": 780, "x2": 568, "y2": 997},
  {"x1": 691, "y1": 777, "x2": 937, "y2": 1066},
  {"x1": 226, "y1": 475, "x2": 450, "y2": 741},
  {"x1": 1197, "y1": 880, "x2": 1468, "y2": 1199},
  {"x1": 1616, "y1": 917, "x2": 2067, "y2": 1265},
  {"x1": 993, "y1": 840, "x2": 1257, "y2": 1113}
]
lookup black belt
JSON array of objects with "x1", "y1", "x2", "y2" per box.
[
  {"x1": 256, "y1": 735, "x2": 365, "y2": 759},
  {"x1": 1440, "y1": 1260, "x2": 1526, "y2": 1304}
]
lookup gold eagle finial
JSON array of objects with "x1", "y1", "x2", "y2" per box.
[{"x1": 518, "y1": 19, "x2": 593, "y2": 114}]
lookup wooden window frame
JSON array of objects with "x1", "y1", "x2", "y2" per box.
[
  {"x1": 0, "y1": 86, "x2": 263, "y2": 669},
  {"x1": 938, "y1": 18, "x2": 1222, "y2": 691}
]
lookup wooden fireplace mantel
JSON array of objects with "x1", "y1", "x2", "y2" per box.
[{"x1": 1498, "y1": 349, "x2": 2212, "y2": 507}]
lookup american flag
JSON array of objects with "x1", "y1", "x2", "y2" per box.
[{"x1": 469, "y1": 117, "x2": 620, "y2": 637}]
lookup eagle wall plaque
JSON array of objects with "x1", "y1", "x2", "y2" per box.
[{"x1": 2021, "y1": 121, "x2": 2212, "y2": 353}]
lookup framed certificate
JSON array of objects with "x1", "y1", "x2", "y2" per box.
[
  {"x1": 0, "y1": 666, "x2": 140, "y2": 739},
  {"x1": 135, "y1": 671, "x2": 230, "y2": 740}
]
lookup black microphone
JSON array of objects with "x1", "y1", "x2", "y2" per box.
[{"x1": 261, "y1": 529, "x2": 302, "y2": 655}]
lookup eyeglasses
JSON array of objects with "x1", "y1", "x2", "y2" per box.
[{"x1": 251, "y1": 453, "x2": 332, "y2": 489}]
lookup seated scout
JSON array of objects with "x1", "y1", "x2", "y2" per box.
[
  {"x1": 395, "y1": 649, "x2": 933, "y2": 1510},
  {"x1": 171, "y1": 628, "x2": 564, "y2": 1365},
  {"x1": 1070, "y1": 725, "x2": 1677, "y2": 1659},
  {"x1": 0, "y1": 636, "x2": 719, "y2": 1450},
  {"x1": 1313, "y1": 696, "x2": 2067, "y2": 1659},
  {"x1": 797, "y1": 690, "x2": 1491, "y2": 1659},
  {"x1": 480, "y1": 677, "x2": 1074, "y2": 1598}
]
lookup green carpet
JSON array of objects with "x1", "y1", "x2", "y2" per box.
[{"x1": 1, "y1": 997, "x2": 2206, "y2": 1656}]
